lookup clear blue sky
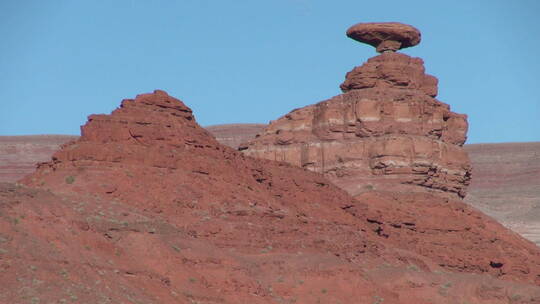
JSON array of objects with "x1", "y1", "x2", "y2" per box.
[{"x1": 1, "y1": 0, "x2": 539, "y2": 143}]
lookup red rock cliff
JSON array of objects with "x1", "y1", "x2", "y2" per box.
[
  {"x1": 13, "y1": 89, "x2": 540, "y2": 302},
  {"x1": 241, "y1": 24, "x2": 471, "y2": 199}
]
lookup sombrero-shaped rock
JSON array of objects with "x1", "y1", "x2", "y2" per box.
[{"x1": 346, "y1": 22, "x2": 421, "y2": 53}]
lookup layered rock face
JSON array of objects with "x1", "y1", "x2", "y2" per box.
[
  {"x1": 241, "y1": 24, "x2": 471, "y2": 199},
  {"x1": 9, "y1": 90, "x2": 540, "y2": 302}
]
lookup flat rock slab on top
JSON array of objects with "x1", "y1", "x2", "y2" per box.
[{"x1": 347, "y1": 22, "x2": 421, "y2": 53}]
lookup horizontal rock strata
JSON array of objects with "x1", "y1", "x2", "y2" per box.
[
  {"x1": 242, "y1": 49, "x2": 471, "y2": 199},
  {"x1": 16, "y1": 90, "x2": 540, "y2": 291}
]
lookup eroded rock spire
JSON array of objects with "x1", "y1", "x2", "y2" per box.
[{"x1": 241, "y1": 22, "x2": 471, "y2": 199}]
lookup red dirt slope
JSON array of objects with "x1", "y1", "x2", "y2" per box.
[
  {"x1": 1, "y1": 90, "x2": 538, "y2": 303},
  {"x1": 4, "y1": 133, "x2": 537, "y2": 248},
  {"x1": 4, "y1": 183, "x2": 540, "y2": 303}
]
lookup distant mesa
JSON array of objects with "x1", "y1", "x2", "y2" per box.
[{"x1": 346, "y1": 22, "x2": 421, "y2": 53}]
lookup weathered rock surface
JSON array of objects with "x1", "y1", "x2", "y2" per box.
[
  {"x1": 209, "y1": 126, "x2": 540, "y2": 247},
  {"x1": 4, "y1": 182, "x2": 540, "y2": 304},
  {"x1": 241, "y1": 52, "x2": 471, "y2": 199},
  {"x1": 346, "y1": 22, "x2": 421, "y2": 53},
  {"x1": 4, "y1": 90, "x2": 539, "y2": 302},
  {"x1": 0, "y1": 125, "x2": 267, "y2": 183},
  {"x1": 2, "y1": 132, "x2": 540, "y2": 247},
  {"x1": 340, "y1": 52, "x2": 439, "y2": 97}
]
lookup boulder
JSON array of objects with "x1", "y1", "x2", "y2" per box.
[{"x1": 346, "y1": 22, "x2": 421, "y2": 53}]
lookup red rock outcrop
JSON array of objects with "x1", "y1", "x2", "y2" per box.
[
  {"x1": 0, "y1": 124, "x2": 265, "y2": 184},
  {"x1": 5, "y1": 90, "x2": 540, "y2": 302},
  {"x1": 346, "y1": 22, "x2": 421, "y2": 53},
  {"x1": 241, "y1": 25, "x2": 471, "y2": 199},
  {"x1": 4, "y1": 182, "x2": 540, "y2": 304},
  {"x1": 4, "y1": 132, "x2": 539, "y2": 248}
]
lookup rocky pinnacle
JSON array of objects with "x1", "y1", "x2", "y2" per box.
[{"x1": 241, "y1": 22, "x2": 471, "y2": 199}]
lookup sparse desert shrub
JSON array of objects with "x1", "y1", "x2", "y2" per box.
[{"x1": 65, "y1": 176, "x2": 75, "y2": 184}]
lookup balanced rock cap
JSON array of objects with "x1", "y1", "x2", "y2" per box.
[{"x1": 346, "y1": 22, "x2": 421, "y2": 53}]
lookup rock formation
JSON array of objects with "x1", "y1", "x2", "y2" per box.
[
  {"x1": 241, "y1": 22, "x2": 471, "y2": 199},
  {"x1": 346, "y1": 22, "x2": 421, "y2": 53},
  {"x1": 3, "y1": 132, "x2": 540, "y2": 247},
  {"x1": 4, "y1": 90, "x2": 539, "y2": 302}
]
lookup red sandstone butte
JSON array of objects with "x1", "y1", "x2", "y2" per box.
[
  {"x1": 241, "y1": 26, "x2": 471, "y2": 200},
  {"x1": 2, "y1": 90, "x2": 537, "y2": 303},
  {"x1": 2, "y1": 133, "x2": 539, "y2": 248}
]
